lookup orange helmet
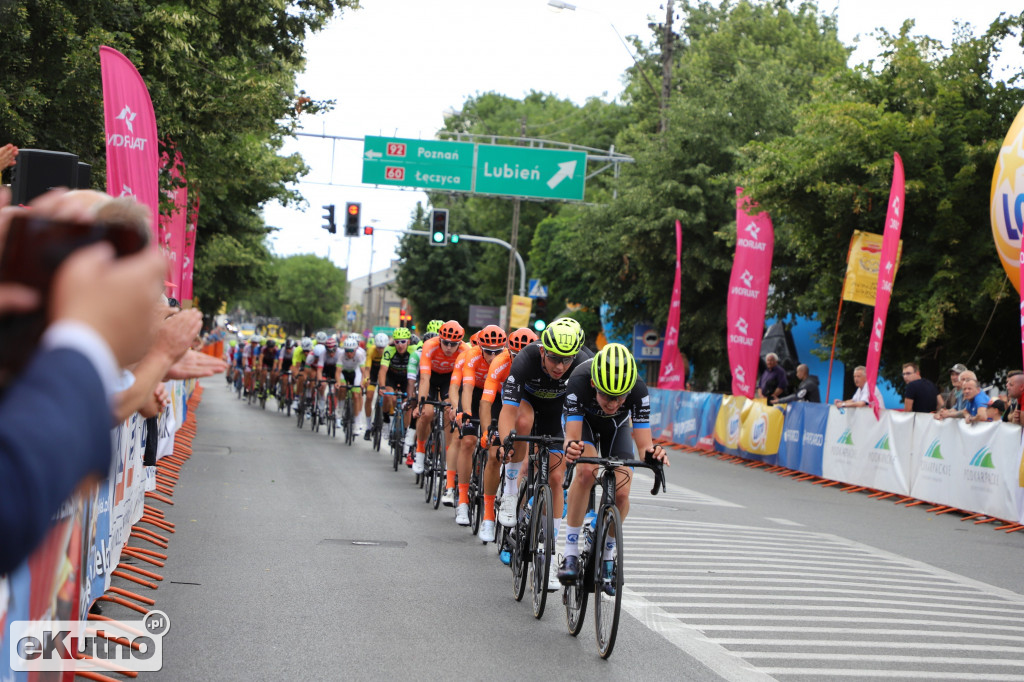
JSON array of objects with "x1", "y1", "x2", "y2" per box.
[
  {"x1": 507, "y1": 327, "x2": 538, "y2": 354},
  {"x1": 469, "y1": 331, "x2": 480, "y2": 347},
  {"x1": 439, "y1": 320, "x2": 465, "y2": 342},
  {"x1": 478, "y1": 325, "x2": 507, "y2": 350}
]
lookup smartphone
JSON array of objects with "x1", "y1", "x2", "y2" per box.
[{"x1": 0, "y1": 214, "x2": 148, "y2": 386}]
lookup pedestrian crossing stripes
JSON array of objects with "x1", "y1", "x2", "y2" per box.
[
  {"x1": 631, "y1": 471, "x2": 744, "y2": 508},
  {"x1": 621, "y1": 516, "x2": 1024, "y2": 681}
]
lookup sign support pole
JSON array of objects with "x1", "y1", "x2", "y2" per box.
[{"x1": 505, "y1": 198, "x2": 521, "y2": 328}]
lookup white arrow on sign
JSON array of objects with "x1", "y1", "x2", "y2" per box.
[
  {"x1": 365, "y1": 150, "x2": 382, "y2": 160},
  {"x1": 546, "y1": 160, "x2": 577, "y2": 189}
]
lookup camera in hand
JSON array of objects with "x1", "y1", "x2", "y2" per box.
[{"x1": 0, "y1": 214, "x2": 148, "y2": 387}]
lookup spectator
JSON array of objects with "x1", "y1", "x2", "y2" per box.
[
  {"x1": 1003, "y1": 371, "x2": 1023, "y2": 424},
  {"x1": 937, "y1": 377, "x2": 990, "y2": 422},
  {"x1": 774, "y1": 363, "x2": 820, "y2": 404},
  {"x1": 756, "y1": 352, "x2": 787, "y2": 403},
  {"x1": 0, "y1": 144, "x2": 17, "y2": 171},
  {"x1": 985, "y1": 399, "x2": 1006, "y2": 422},
  {"x1": 834, "y1": 365, "x2": 883, "y2": 409},
  {"x1": 0, "y1": 188, "x2": 166, "y2": 573},
  {"x1": 942, "y1": 363, "x2": 967, "y2": 410},
  {"x1": 901, "y1": 362, "x2": 942, "y2": 413},
  {"x1": 937, "y1": 369, "x2": 976, "y2": 419}
]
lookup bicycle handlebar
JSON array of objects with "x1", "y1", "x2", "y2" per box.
[
  {"x1": 501, "y1": 430, "x2": 563, "y2": 452},
  {"x1": 562, "y1": 449, "x2": 667, "y2": 496}
]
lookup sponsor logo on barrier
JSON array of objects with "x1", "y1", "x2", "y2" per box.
[
  {"x1": 924, "y1": 439, "x2": 943, "y2": 459},
  {"x1": 831, "y1": 428, "x2": 857, "y2": 462},
  {"x1": 969, "y1": 447, "x2": 995, "y2": 468},
  {"x1": 803, "y1": 432, "x2": 824, "y2": 447},
  {"x1": 727, "y1": 413, "x2": 741, "y2": 448},
  {"x1": 836, "y1": 429, "x2": 854, "y2": 445},
  {"x1": 783, "y1": 428, "x2": 799, "y2": 443},
  {"x1": 9, "y1": 611, "x2": 169, "y2": 673},
  {"x1": 873, "y1": 434, "x2": 891, "y2": 450},
  {"x1": 920, "y1": 459, "x2": 952, "y2": 476},
  {"x1": 751, "y1": 414, "x2": 768, "y2": 449},
  {"x1": 677, "y1": 418, "x2": 696, "y2": 435},
  {"x1": 964, "y1": 446, "x2": 1000, "y2": 485}
]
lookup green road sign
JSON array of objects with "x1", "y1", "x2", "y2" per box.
[
  {"x1": 361, "y1": 136, "x2": 588, "y2": 201},
  {"x1": 362, "y1": 136, "x2": 474, "y2": 191},
  {"x1": 475, "y1": 145, "x2": 586, "y2": 201}
]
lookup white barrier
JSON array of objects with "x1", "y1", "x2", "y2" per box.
[{"x1": 823, "y1": 407, "x2": 913, "y2": 495}]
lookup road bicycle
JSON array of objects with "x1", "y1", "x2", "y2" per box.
[
  {"x1": 561, "y1": 450, "x2": 666, "y2": 659},
  {"x1": 501, "y1": 431, "x2": 560, "y2": 620},
  {"x1": 457, "y1": 418, "x2": 488, "y2": 536},
  {"x1": 296, "y1": 375, "x2": 315, "y2": 430},
  {"x1": 388, "y1": 391, "x2": 409, "y2": 471},
  {"x1": 277, "y1": 371, "x2": 294, "y2": 417},
  {"x1": 323, "y1": 380, "x2": 338, "y2": 438},
  {"x1": 340, "y1": 383, "x2": 357, "y2": 446},
  {"x1": 419, "y1": 397, "x2": 449, "y2": 509},
  {"x1": 370, "y1": 389, "x2": 388, "y2": 452}
]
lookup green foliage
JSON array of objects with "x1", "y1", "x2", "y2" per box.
[
  {"x1": 741, "y1": 14, "x2": 1024, "y2": 384},
  {"x1": 531, "y1": 0, "x2": 849, "y2": 389},
  {"x1": 0, "y1": 0, "x2": 357, "y2": 307},
  {"x1": 239, "y1": 253, "x2": 348, "y2": 335}
]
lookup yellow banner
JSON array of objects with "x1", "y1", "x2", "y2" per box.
[
  {"x1": 842, "y1": 231, "x2": 903, "y2": 305},
  {"x1": 738, "y1": 398, "x2": 785, "y2": 455},
  {"x1": 714, "y1": 395, "x2": 746, "y2": 450},
  {"x1": 388, "y1": 307, "x2": 400, "y2": 328},
  {"x1": 509, "y1": 295, "x2": 533, "y2": 329}
]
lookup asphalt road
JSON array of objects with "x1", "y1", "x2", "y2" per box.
[{"x1": 108, "y1": 379, "x2": 1024, "y2": 681}]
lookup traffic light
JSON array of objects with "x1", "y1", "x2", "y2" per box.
[
  {"x1": 533, "y1": 297, "x2": 547, "y2": 332},
  {"x1": 344, "y1": 202, "x2": 361, "y2": 237},
  {"x1": 449, "y1": 233, "x2": 460, "y2": 244},
  {"x1": 322, "y1": 204, "x2": 336, "y2": 234},
  {"x1": 363, "y1": 225, "x2": 374, "y2": 236},
  {"x1": 430, "y1": 209, "x2": 449, "y2": 246}
]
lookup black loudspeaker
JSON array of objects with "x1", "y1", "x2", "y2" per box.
[
  {"x1": 10, "y1": 149, "x2": 79, "y2": 205},
  {"x1": 75, "y1": 162, "x2": 92, "y2": 189}
]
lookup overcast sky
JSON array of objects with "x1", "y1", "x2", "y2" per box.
[{"x1": 261, "y1": 0, "x2": 1022, "y2": 281}]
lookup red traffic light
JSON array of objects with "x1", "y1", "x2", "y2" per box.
[
  {"x1": 348, "y1": 204, "x2": 360, "y2": 216},
  {"x1": 363, "y1": 226, "x2": 373, "y2": 235}
]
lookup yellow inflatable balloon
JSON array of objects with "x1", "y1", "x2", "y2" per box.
[{"x1": 991, "y1": 104, "x2": 1024, "y2": 294}]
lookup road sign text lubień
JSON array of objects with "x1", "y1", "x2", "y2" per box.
[{"x1": 362, "y1": 136, "x2": 587, "y2": 202}]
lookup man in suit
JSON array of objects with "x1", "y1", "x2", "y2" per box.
[{"x1": 0, "y1": 188, "x2": 166, "y2": 573}]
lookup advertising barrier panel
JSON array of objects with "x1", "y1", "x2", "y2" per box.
[
  {"x1": 823, "y1": 407, "x2": 911, "y2": 495},
  {"x1": 778, "y1": 402, "x2": 828, "y2": 476},
  {"x1": 739, "y1": 399, "x2": 784, "y2": 461}
]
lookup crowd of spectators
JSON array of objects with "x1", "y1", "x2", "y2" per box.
[{"x1": 0, "y1": 187, "x2": 225, "y2": 574}]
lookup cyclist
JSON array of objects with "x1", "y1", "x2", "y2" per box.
[
  {"x1": 442, "y1": 333, "x2": 477, "y2": 506},
  {"x1": 320, "y1": 336, "x2": 343, "y2": 418},
  {"x1": 412, "y1": 321, "x2": 468, "y2": 474},
  {"x1": 425, "y1": 319, "x2": 444, "y2": 337},
  {"x1": 477, "y1": 327, "x2": 537, "y2": 544},
  {"x1": 338, "y1": 336, "x2": 367, "y2": 434},
  {"x1": 230, "y1": 339, "x2": 244, "y2": 388},
  {"x1": 452, "y1": 325, "x2": 507, "y2": 526},
  {"x1": 557, "y1": 343, "x2": 670, "y2": 589},
  {"x1": 498, "y1": 317, "x2": 592, "y2": 588},
  {"x1": 260, "y1": 338, "x2": 278, "y2": 397},
  {"x1": 362, "y1": 332, "x2": 390, "y2": 440},
  {"x1": 379, "y1": 327, "x2": 413, "y2": 443},
  {"x1": 275, "y1": 339, "x2": 294, "y2": 402},
  {"x1": 242, "y1": 335, "x2": 263, "y2": 396},
  {"x1": 403, "y1": 331, "x2": 431, "y2": 466},
  {"x1": 291, "y1": 337, "x2": 311, "y2": 410}
]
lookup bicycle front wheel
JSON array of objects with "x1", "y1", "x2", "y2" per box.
[
  {"x1": 423, "y1": 437, "x2": 435, "y2": 503},
  {"x1": 372, "y1": 403, "x2": 383, "y2": 451},
  {"x1": 594, "y1": 505, "x2": 624, "y2": 659},
  {"x1": 530, "y1": 485, "x2": 553, "y2": 619},
  {"x1": 510, "y1": 483, "x2": 529, "y2": 602}
]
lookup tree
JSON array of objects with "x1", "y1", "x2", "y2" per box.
[
  {"x1": 0, "y1": 0, "x2": 357, "y2": 308},
  {"x1": 741, "y1": 15, "x2": 1024, "y2": 384},
  {"x1": 530, "y1": 0, "x2": 849, "y2": 389},
  {"x1": 240, "y1": 253, "x2": 348, "y2": 335}
]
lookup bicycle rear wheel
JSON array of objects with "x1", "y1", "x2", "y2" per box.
[
  {"x1": 431, "y1": 457, "x2": 445, "y2": 511},
  {"x1": 530, "y1": 484, "x2": 553, "y2": 619},
  {"x1": 510, "y1": 484, "x2": 529, "y2": 602},
  {"x1": 296, "y1": 394, "x2": 305, "y2": 429},
  {"x1": 594, "y1": 505, "x2": 624, "y2": 659},
  {"x1": 423, "y1": 436, "x2": 435, "y2": 503},
  {"x1": 469, "y1": 449, "x2": 484, "y2": 535},
  {"x1": 565, "y1": 529, "x2": 591, "y2": 636},
  {"x1": 344, "y1": 399, "x2": 355, "y2": 445},
  {"x1": 327, "y1": 396, "x2": 337, "y2": 438},
  {"x1": 372, "y1": 402, "x2": 383, "y2": 451}
]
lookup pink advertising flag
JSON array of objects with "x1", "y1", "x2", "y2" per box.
[
  {"x1": 727, "y1": 188, "x2": 774, "y2": 398},
  {"x1": 100, "y1": 46, "x2": 160, "y2": 244},
  {"x1": 158, "y1": 150, "x2": 187, "y2": 297},
  {"x1": 181, "y1": 192, "x2": 199, "y2": 301},
  {"x1": 657, "y1": 220, "x2": 686, "y2": 389},
  {"x1": 865, "y1": 153, "x2": 905, "y2": 419},
  {"x1": 1020, "y1": 246, "x2": 1024, "y2": 373}
]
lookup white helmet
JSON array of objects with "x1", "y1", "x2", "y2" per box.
[
  {"x1": 251, "y1": 335, "x2": 263, "y2": 344},
  {"x1": 343, "y1": 337, "x2": 360, "y2": 351},
  {"x1": 374, "y1": 333, "x2": 389, "y2": 348},
  {"x1": 301, "y1": 337, "x2": 312, "y2": 351},
  {"x1": 315, "y1": 331, "x2": 328, "y2": 343}
]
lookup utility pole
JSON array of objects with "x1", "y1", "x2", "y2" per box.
[
  {"x1": 503, "y1": 116, "x2": 528, "y2": 328},
  {"x1": 660, "y1": 0, "x2": 674, "y2": 134}
]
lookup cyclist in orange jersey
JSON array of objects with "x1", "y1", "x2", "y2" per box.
[
  {"x1": 441, "y1": 337, "x2": 475, "y2": 507},
  {"x1": 477, "y1": 327, "x2": 537, "y2": 544},
  {"x1": 451, "y1": 325, "x2": 508, "y2": 526},
  {"x1": 411, "y1": 320, "x2": 468, "y2": 474}
]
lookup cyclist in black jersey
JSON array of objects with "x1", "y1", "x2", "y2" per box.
[
  {"x1": 497, "y1": 317, "x2": 592, "y2": 589},
  {"x1": 557, "y1": 343, "x2": 669, "y2": 583},
  {"x1": 379, "y1": 326, "x2": 413, "y2": 425}
]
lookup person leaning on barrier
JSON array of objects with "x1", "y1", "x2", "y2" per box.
[
  {"x1": 936, "y1": 377, "x2": 990, "y2": 423},
  {"x1": 834, "y1": 365, "x2": 883, "y2": 409},
  {"x1": 1002, "y1": 371, "x2": 1023, "y2": 424},
  {"x1": 936, "y1": 369, "x2": 976, "y2": 420},
  {"x1": 756, "y1": 352, "x2": 788, "y2": 403},
  {"x1": 0, "y1": 188, "x2": 167, "y2": 574},
  {"x1": 901, "y1": 362, "x2": 942, "y2": 413},
  {"x1": 774, "y1": 364, "x2": 820, "y2": 404}
]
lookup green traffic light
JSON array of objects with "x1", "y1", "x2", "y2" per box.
[
  {"x1": 432, "y1": 232, "x2": 444, "y2": 243},
  {"x1": 533, "y1": 319, "x2": 546, "y2": 332},
  {"x1": 449, "y1": 234, "x2": 459, "y2": 244}
]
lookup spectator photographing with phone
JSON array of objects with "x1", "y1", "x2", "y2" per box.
[{"x1": 0, "y1": 187, "x2": 167, "y2": 573}]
